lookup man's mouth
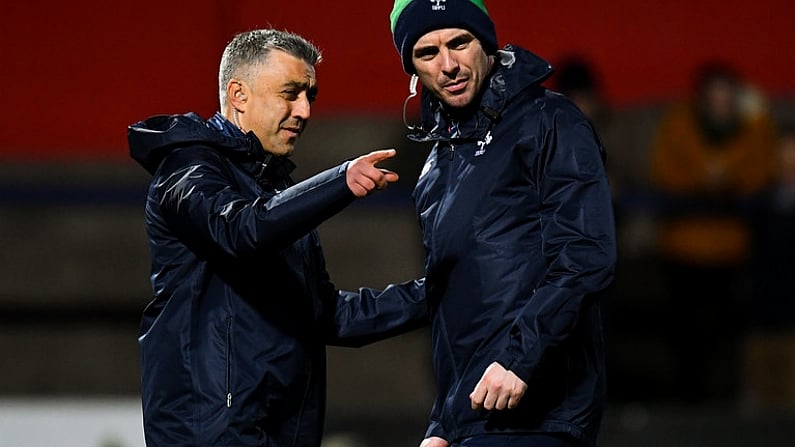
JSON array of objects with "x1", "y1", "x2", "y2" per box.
[
  {"x1": 443, "y1": 79, "x2": 468, "y2": 94},
  {"x1": 281, "y1": 126, "x2": 302, "y2": 137}
]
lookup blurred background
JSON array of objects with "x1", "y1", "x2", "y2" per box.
[{"x1": 1, "y1": 1, "x2": 795, "y2": 446}]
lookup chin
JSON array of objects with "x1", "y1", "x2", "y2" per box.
[
  {"x1": 444, "y1": 96, "x2": 474, "y2": 109},
  {"x1": 440, "y1": 89, "x2": 474, "y2": 107},
  {"x1": 281, "y1": 145, "x2": 297, "y2": 157}
]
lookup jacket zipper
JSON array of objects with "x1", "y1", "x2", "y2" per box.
[
  {"x1": 226, "y1": 316, "x2": 233, "y2": 408},
  {"x1": 449, "y1": 120, "x2": 459, "y2": 160},
  {"x1": 430, "y1": 144, "x2": 456, "y2": 259},
  {"x1": 291, "y1": 366, "x2": 313, "y2": 447}
]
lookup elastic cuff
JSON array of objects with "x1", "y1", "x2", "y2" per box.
[{"x1": 425, "y1": 420, "x2": 449, "y2": 441}]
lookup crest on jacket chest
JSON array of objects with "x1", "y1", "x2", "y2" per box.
[{"x1": 474, "y1": 130, "x2": 493, "y2": 157}]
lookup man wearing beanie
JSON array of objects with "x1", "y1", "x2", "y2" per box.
[{"x1": 389, "y1": 1, "x2": 617, "y2": 447}]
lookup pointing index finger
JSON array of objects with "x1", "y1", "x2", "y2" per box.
[{"x1": 362, "y1": 148, "x2": 397, "y2": 164}]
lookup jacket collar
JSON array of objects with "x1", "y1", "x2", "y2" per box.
[
  {"x1": 409, "y1": 45, "x2": 553, "y2": 143},
  {"x1": 208, "y1": 112, "x2": 296, "y2": 182}
]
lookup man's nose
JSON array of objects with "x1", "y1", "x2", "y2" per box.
[
  {"x1": 293, "y1": 95, "x2": 311, "y2": 120},
  {"x1": 440, "y1": 49, "x2": 460, "y2": 76}
]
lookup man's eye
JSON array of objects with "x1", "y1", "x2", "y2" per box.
[
  {"x1": 283, "y1": 90, "x2": 298, "y2": 99},
  {"x1": 450, "y1": 38, "x2": 471, "y2": 50},
  {"x1": 415, "y1": 50, "x2": 437, "y2": 61}
]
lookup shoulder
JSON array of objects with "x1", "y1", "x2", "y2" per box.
[
  {"x1": 154, "y1": 144, "x2": 236, "y2": 184},
  {"x1": 510, "y1": 88, "x2": 594, "y2": 138},
  {"x1": 541, "y1": 89, "x2": 589, "y2": 120}
]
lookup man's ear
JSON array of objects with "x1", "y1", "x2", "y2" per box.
[{"x1": 226, "y1": 79, "x2": 249, "y2": 110}]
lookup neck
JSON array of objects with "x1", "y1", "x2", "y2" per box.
[{"x1": 221, "y1": 105, "x2": 245, "y2": 133}]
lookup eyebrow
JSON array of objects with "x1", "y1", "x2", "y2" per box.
[
  {"x1": 282, "y1": 80, "x2": 318, "y2": 101},
  {"x1": 413, "y1": 45, "x2": 438, "y2": 58},
  {"x1": 447, "y1": 33, "x2": 473, "y2": 48},
  {"x1": 281, "y1": 80, "x2": 310, "y2": 90},
  {"x1": 413, "y1": 32, "x2": 474, "y2": 58}
]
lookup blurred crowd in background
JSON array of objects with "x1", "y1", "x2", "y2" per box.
[{"x1": 551, "y1": 55, "x2": 795, "y2": 410}]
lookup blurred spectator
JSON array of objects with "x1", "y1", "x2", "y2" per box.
[
  {"x1": 741, "y1": 127, "x2": 795, "y2": 411},
  {"x1": 650, "y1": 62, "x2": 777, "y2": 403},
  {"x1": 748, "y1": 126, "x2": 795, "y2": 330},
  {"x1": 554, "y1": 56, "x2": 607, "y2": 126}
]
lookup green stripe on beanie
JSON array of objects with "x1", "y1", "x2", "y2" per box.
[
  {"x1": 389, "y1": 0, "x2": 498, "y2": 74},
  {"x1": 390, "y1": 0, "x2": 414, "y2": 32},
  {"x1": 390, "y1": 0, "x2": 490, "y2": 31}
]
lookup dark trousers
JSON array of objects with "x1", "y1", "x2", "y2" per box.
[
  {"x1": 454, "y1": 433, "x2": 582, "y2": 447},
  {"x1": 663, "y1": 261, "x2": 745, "y2": 402}
]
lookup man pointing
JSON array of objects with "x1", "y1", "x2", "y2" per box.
[{"x1": 128, "y1": 29, "x2": 427, "y2": 446}]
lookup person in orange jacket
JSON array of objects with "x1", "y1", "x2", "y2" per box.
[{"x1": 650, "y1": 62, "x2": 777, "y2": 402}]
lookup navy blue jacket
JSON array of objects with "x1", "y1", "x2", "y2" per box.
[
  {"x1": 410, "y1": 47, "x2": 616, "y2": 446},
  {"x1": 128, "y1": 112, "x2": 427, "y2": 447}
]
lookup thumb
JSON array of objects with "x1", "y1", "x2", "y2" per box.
[{"x1": 380, "y1": 168, "x2": 399, "y2": 183}]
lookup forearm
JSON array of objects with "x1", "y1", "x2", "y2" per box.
[
  {"x1": 498, "y1": 222, "x2": 615, "y2": 381},
  {"x1": 495, "y1": 283, "x2": 602, "y2": 382},
  {"x1": 327, "y1": 278, "x2": 428, "y2": 347},
  {"x1": 251, "y1": 163, "x2": 356, "y2": 249},
  {"x1": 160, "y1": 161, "x2": 356, "y2": 256},
  {"x1": 500, "y1": 114, "x2": 616, "y2": 380}
]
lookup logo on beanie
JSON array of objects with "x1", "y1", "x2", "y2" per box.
[{"x1": 431, "y1": 0, "x2": 446, "y2": 11}]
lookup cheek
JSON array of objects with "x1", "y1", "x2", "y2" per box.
[
  {"x1": 414, "y1": 64, "x2": 437, "y2": 84},
  {"x1": 474, "y1": 54, "x2": 491, "y2": 78},
  {"x1": 421, "y1": 74, "x2": 437, "y2": 90}
]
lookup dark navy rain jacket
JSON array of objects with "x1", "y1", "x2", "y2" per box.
[
  {"x1": 411, "y1": 46, "x2": 616, "y2": 447},
  {"x1": 128, "y1": 112, "x2": 427, "y2": 447}
]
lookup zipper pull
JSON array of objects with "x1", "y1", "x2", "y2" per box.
[
  {"x1": 449, "y1": 119, "x2": 459, "y2": 161},
  {"x1": 257, "y1": 162, "x2": 268, "y2": 179},
  {"x1": 227, "y1": 393, "x2": 232, "y2": 408}
]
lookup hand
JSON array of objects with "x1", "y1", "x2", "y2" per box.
[
  {"x1": 420, "y1": 437, "x2": 449, "y2": 447},
  {"x1": 346, "y1": 149, "x2": 399, "y2": 197},
  {"x1": 469, "y1": 361, "x2": 527, "y2": 411}
]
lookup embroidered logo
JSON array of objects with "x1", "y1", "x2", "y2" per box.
[
  {"x1": 474, "y1": 131, "x2": 493, "y2": 157},
  {"x1": 431, "y1": 0, "x2": 446, "y2": 11}
]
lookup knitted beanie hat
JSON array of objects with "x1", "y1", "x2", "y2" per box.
[{"x1": 390, "y1": 0, "x2": 498, "y2": 74}]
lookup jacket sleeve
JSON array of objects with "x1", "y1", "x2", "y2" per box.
[
  {"x1": 324, "y1": 278, "x2": 428, "y2": 348},
  {"x1": 495, "y1": 106, "x2": 617, "y2": 383},
  {"x1": 424, "y1": 414, "x2": 450, "y2": 442},
  {"x1": 153, "y1": 147, "x2": 356, "y2": 257}
]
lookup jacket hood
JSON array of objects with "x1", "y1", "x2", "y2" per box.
[
  {"x1": 411, "y1": 45, "x2": 553, "y2": 142},
  {"x1": 128, "y1": 112, "x2": 268, "y2": 175}
]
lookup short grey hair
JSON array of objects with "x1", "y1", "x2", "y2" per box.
[{"x1": 218, "y1": 29, "x2": 322, "y2": 108}]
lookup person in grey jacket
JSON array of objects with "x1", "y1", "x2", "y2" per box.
[
  {"x1": 389, "y1": 1, "x2": 617, "y2": 446},
  {"x1": 128, "y1": 29, "x2": 427, "y2": 447}
]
